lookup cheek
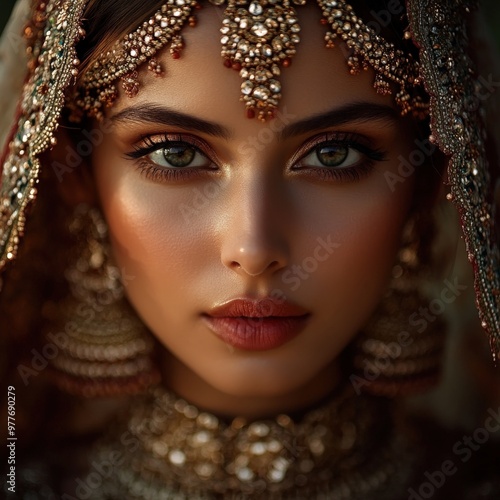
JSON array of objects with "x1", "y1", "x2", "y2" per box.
[
  {"x1": 92, "y1": 157, "x2": 207, "y2": 299},
  {"x1": 292, "y1": 169, "x2": 414, "y2": 343},
  {"x1": 339, "y1": 177, "x2": 410, "y2": 278},
  {"x1": 334, "y1": 196, "x2": 405, "y2": 305}
]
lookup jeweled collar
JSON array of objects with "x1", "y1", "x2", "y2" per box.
[{"x1": 86, "y1": 384, "x2": 415, "y2": 499}]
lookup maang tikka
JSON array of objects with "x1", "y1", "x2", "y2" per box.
[{"x1": 73, "y1": 0, "x2": 428, "y2": 122}]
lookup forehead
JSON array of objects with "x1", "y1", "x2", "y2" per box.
[{"x1": 110, "y1": 3, "x2": 397, "y2": 128}]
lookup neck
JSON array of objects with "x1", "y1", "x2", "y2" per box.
[{"x1": 161, "y1": 352, "x2": 342, "y2": 420}]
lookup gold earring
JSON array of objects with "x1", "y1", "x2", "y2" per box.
[
  {"x1": 43, "y1": 204, "x2": 160, "y2": 397},
  {"x1": 351, "y1": 216, "x2": 447, "y2": 397}
]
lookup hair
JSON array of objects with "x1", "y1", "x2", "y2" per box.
[
  {"x1": 1, "y1": 0, "x2": 449, "y2": 447},
  {"x1": 78, "y1": 0, "x2": 165, "y2": 75}
]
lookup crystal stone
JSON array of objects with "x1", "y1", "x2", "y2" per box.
[
  {"x1": 249, "y1": 1, "x2": 263, "y2": 16},
  {"x1": 251, "y1": 23, "x2": 268, "y2": 37},
  {"x1": 262, "y1": 44, "x2": 272, "y2": 57},
  {"x1": 241, "y1": 81, "x2": 254, "y2": 95},
  {"x1": 238, "y1": 40, "x2": 250, "y2": 53},
  {"x1": 195, "y1": 463, "x2": 215, "y2": 478},
  {"x1": 253, "y1": 86, "x2": 271, "y2": 100},
  {"x1": 248, "y1": 423, "x2": 270, "y2": 437},
  {"x1": 272, "y1": 37, "x2": 283, "y2": 51},
  {"x1": 269, "y1": 468, "x2": 286, "y2": 482},
  {"x1": 249, "y1": 442, "x2": 266, "y2": 455},
  {"x1": 269, "y1": 80, "x2": 281, "y2": 93}
]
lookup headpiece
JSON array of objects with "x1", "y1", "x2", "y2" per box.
[
  {"x1": 73, "y1": 0, "x2": 428, "y2": 121},
  {"x1": 0, "y1": 0, "x2": 499, "y2": 361}
]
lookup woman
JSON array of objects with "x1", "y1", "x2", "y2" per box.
[{"x1": 1, "y1": 0, "x2": 499, "y2": 498}]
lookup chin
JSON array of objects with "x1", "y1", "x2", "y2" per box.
[{"x1": 199, "y1": 358, "x2": 321, "y2": 398}]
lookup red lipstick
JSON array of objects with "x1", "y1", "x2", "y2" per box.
[{"x1": 201, "y1": 297, "x2": 310, "y2": 350}]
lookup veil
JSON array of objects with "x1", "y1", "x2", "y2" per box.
[
  {"x1": 0, "y1": 4, "x2": 499, "y2": 497},
  {"x1": 0, "y1": 0, "x2": 30, "y2": 154},
  {"x1": 0, "y1": 1, "x2": 499, "y2": 376}
]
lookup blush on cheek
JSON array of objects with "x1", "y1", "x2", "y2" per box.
[
  {"x1": 100, "y1": 183, "x2": 216, "y2": 326},
  {"x1": 100, "y1": 171, "x2": 192, "y2": 261},
  {"x1": 334, "y1": 188, "x2": 412, "y2": 303}
]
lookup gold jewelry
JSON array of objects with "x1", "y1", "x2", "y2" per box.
[
  {"x1": 73, "y1": 0, "x2": 428, "y2": 122},
  {"x1": 87, "y1": 384, "x2": 415, "y2": 498},
  {"x1": 43, "y1": 204, "x2": 160, "y2": 397},
  {"x1": 352, "y1": 216, "x2": 446, "y2": 397},
  {"x1": 1, "y1": 0, "x2": 500, "y2": 365}
]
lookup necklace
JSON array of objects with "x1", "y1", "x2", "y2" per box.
[{"x1": 88, "y1": 384, "x2": 415, "y2": 499}]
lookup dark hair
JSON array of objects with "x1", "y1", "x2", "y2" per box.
[{"x1": 78, "y1": 0, "x2": 165, "y2": 75}]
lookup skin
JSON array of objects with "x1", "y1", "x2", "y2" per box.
[{"x1": 68, "y1": 4, "x2": 422, "y2": 418}]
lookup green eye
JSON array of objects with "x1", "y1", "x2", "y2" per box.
[
  {"x1": 316, "y1": 145, "x2": 350, "y2": 167},
  {"x1": 159, "y1": 146, "x2": 196, "y2": 167},
  {"x1": 148, "y1": 143, "x2": 210, "y2": 168}
]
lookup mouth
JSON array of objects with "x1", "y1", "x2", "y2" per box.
[{"x1": 202, "y1": 297, "x2": 311, "y2": 350}]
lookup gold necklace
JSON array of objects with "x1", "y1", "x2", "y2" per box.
[{"x1": 87, "y1": 384, "x2": 415, "y2": 499}]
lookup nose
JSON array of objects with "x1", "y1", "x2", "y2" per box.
[{"x1": 220, "y1": 173, "x2": 290, "y2": 278}]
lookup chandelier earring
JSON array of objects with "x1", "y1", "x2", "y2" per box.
[
  {"x1": 352, "y1": 214, "x2": 447, "y2": 397},
  {"x1": 42, "y1": 204, "x2": 160, "y2": 397}
]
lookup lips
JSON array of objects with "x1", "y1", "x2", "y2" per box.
[{"x1": 201, "y1": 298, "x2": 310, "y2": 350}]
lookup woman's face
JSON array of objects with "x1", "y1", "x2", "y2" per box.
[{"x1": 89, "y1": 5, "x2": 419, "y2": 416}]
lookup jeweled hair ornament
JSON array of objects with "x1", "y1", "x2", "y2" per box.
[
  {"x1": 0, "y1": 0, "x2": 499, "y2": 361},
  {"x1": 73, "y1": 0, "x2": 428, "y2": 121}
]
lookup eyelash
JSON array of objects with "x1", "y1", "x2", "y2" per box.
[
  {"x1": 125, "y1": 132, "x2": 387, "y2": 183},
  {"x1": 125, "y1": 134, "x2": 216, "y2": 182},
  {"x1": 293, "y1": 132, "x2": 387, "y2": 182}
]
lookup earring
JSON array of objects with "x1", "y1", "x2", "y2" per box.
[
  {"x1": 43, "y1": 204, "x2": 160, "y2": 397},
  {"x1": 352, "y1": 216, "x2": 447, "y2": 397}
]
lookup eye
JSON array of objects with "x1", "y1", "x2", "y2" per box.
[
  {"x1": 291, "y1": 133, "x2": 387, "y2": 182},
  {"x1": 147, "y1": 142, "x2": 211, "y2": 169},
  {"x1": 302, "y1": 143, "x2": 363, "y2": 169},
  {"x1": 124, "y1": 134, "x2": 218, "y2": 182}
]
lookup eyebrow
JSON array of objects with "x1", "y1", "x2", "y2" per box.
[
  {"x1": 112, "y1": 104, "x2": 231, "y2": 139},
  {"x1": 279, "y1": 102, "x2": 399, "y2": 140},
  {"x1": 111, "y1": 102, "x2": 399, "y2": 140}
]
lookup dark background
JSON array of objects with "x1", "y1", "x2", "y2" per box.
[{"x1": 0, "y1": 1, "x2": 499, "y2": 54}]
